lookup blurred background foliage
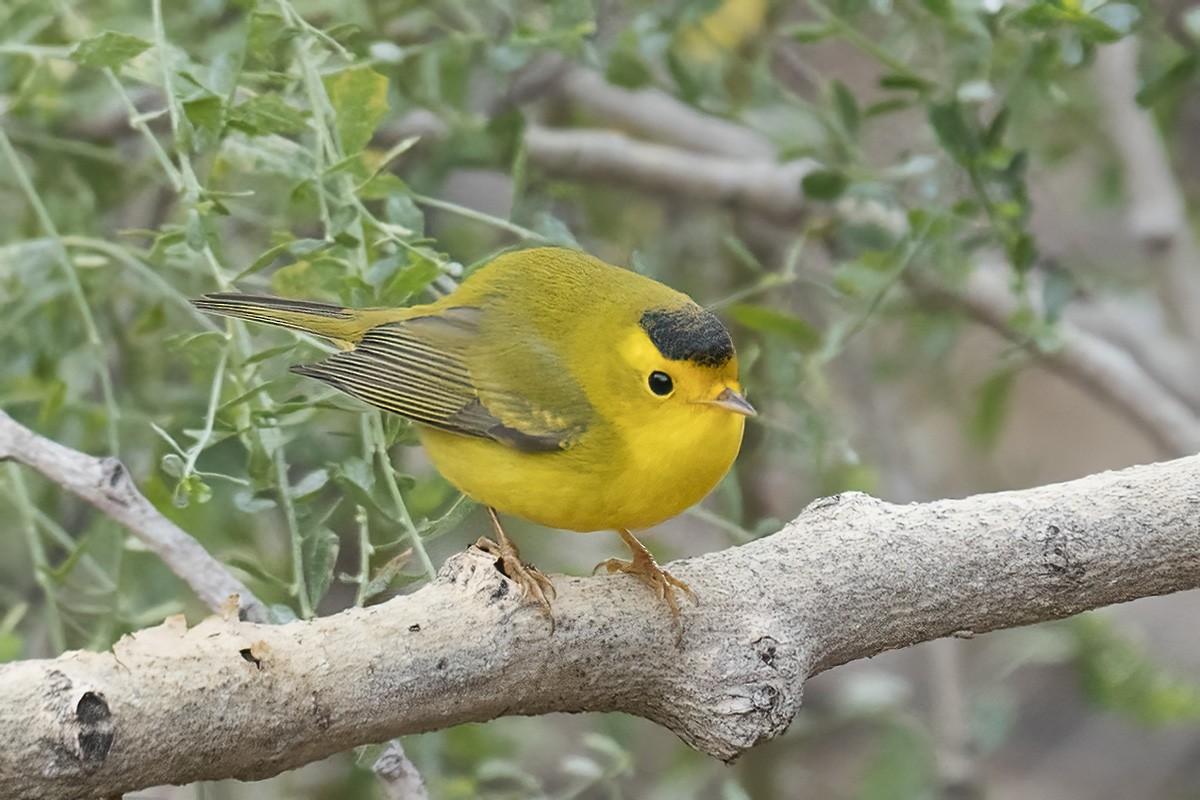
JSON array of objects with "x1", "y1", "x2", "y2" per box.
[{"x1": 3, "y1": 0, "x2": 1200, "y2": 797}]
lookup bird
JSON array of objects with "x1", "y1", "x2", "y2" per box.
[{"x1": 193, "y1": 246, "x2": 755, "y2": 626}]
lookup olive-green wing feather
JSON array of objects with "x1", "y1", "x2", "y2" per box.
[{"x1": 291, "y1": 306, "x2": 592, "y2": 452}]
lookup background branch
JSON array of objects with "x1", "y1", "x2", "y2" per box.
[
  {"x1": 3, "y1": 455, "x2": 1197, "y2": 799},
  {"x1": 0, "y1": 410, "x2": 268, "y2": 623},
  {"x1": 547, "y1": 65, "x2": 779, "y2": 159},
  {"x1": 1093, "y1": 39, "x2": 1200, "y2": 343},
  {"x1": 524, "y1": 125, "x2": 813, "y2": 222},
  {"x1": 908, "y1": 266, "x2": 1200, "y2": 456}
]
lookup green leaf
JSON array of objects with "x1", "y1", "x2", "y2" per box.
[
  {"x1": 532, "y1": 213, "x2": 580, "y2": 247},
  {"x1": 360, "y1": 550, "x2": 415, "y2": 601},
  {"x1": 331, "y1": 458, "x2": 381, "y2": 513},
  {"x1": 0, "y1": 631, "x2": 23, "y2": 662},
  {"x1": 236, "y1": 237, "x2": 329, "y2": 281},
  {"x1": 246, "y1": 10, "x2": 291, "y2": 60},
  {"x1": 788, "y1": 22, "x2": 838, "y2": 41},
  {"x1": 983, "y1": 107, "x2": 1010, "y2": 149},
  {"x1": 1007, "y1": 231, "x2": 1037, "y2": 272},
  {"x1": 1136, "y1": 53, "x2": 1199, "y2": 108},
  {"x1": 1041, "y1": 267, "x2": 1076, "y2": 324},
  {"x1": 1074, "y1": 615, "x2": 1200, "y2": 724},
  {"x1": 173, "y1": 474, "x2": 212, "y2": 507},
  {"x1": 323, "y1": 67, "x2": 390, "y2": 155},
  {"x1": 969, "y1": 368, "x2": 1015, "y2": 448},
  {"x1": 921, "y1": 0, "x2": 953, "y2": 20},
  {"x1": 1092, "y1": 3, "x2": 1139, "y2": 35},
  {"x1": 302, "y1": 529, "x2": 340, "y2": 610},
  {"x1": 384, "y1": 192, "x2": 424, "y2": 233},
  {"x1": 606, "y1": 31, "x2": 653, "y2": 88},
  {"x1": 379, "y1": 252, "x2": 441, "y2": 305},
  {"x1": 864, "y1": 98, "x2": 917, "y2": 117},
  {"x1": 227, "y1": 93, "x2": 311, "y2": 136},
  {"x1": 729, "y1": 304, "x2": 823, "y2": 352},
  {"x1": 360, "y1": 172, "x2": 408, "y2": 201},
  {"x1": 268, "y1": 604, "x2": 298, "y2": 624},
  {"x1": 38, "y1": 380, "x2": 67, "y2": 426},
  {"x1": 802, "y1": 168, "x2": 849, "y2": 200},
  {"x1": 832, "y1": 80, "x2": 860, "y2": 139},
  {"x1": 929, "y1": 100, "x2": 979, "y2": 163},
  {"x1": 270, "y1": 257, "x2": 350, "y2": 301},
  {"x1": 290, "y1": 468, "x2": 329, "y2": 500},
  {"x1": 71, "y1": 31, "x2": 152, "y2": 70},
  {"x1": 160, "y1": 453, "x2": 185, "y2": 479},
  {"x1": 233, "y1": 491, "x2": 277, "y2": 513},
  {"x1": 184, "y1": 95, "x2": 225, "y2": 133},
  {"x1": 860, "y1": 725, "x2": 935, "y2": 800},
  {"x1": 485, "y1": 108, "x2": 526, "y2": 165},
  {"x1": 149, "y1": 228, "x2": 188, "y2": 263},
  {"x1": 241, "y1": 342, "x2": 300, "y2": 367},
  {"x1": 417, "y1": 494, "x2": 478, "y2": 543},
  {"x1": 879, "y1": 73, "x2": 934, "y2": 92}
]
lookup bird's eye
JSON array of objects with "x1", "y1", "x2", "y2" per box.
[{"x1": 648, "y1": 371, "x2": 674, "y2": 396}]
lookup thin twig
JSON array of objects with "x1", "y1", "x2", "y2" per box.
[
  {"x1": 5, "y1": 465, "x2": 68, "y2": 652},
  {"x1": 370, "y1": 412, "x2": 436, "y2": 580},
  {"x1": 374, "y1": 740, "x2": 430, "y2": 800},
  {"x1": 0, "y1": 410, "x2": 269, "y2": 623}
]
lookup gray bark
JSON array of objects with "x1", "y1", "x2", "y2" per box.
[{"x1": 2, "y1": 456, "x2": 1198, "y2": 799}]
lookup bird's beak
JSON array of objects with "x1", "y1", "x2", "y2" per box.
[{"x1": 697, "y1": 387, "x2": 757, "y2": 417}]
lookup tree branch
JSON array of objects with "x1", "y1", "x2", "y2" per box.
[
  {"x1": 1065, "y1": 294, "x2": 1200, "y2": 409},
  {"x1": 0, "y1": 410, "x2": 268, "y2": 623},
  {"x1": 909, "y1": 266, "x2": 1200, "y2": 456},
  {"x1": 524, "y1": 125, "x2": 813, "y2": 222},
  {"x1": 1093, "y1": 39, "x2": 1200, "y2": 343},
  {"x1": 548, "y1": 65, "x2": 778, "y2": 159},
  {"x1": 3, "y1": 456, "x2": 1198, "y2": 798}
]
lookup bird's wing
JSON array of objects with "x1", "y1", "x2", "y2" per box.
[{"x1": 291, "y1": 306, "x2": 592, "y2": 452}]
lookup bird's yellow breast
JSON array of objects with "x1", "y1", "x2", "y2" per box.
[{"x1": 418, "y1": 398, "x2": 744, "y2": 532}]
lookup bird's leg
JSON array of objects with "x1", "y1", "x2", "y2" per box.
[
  {"x1": 474, "y1": 507, "x2": 556, "y2": 625},
  {"x1": 593, "y1": 528, "x2": 696, "y2": 623}
]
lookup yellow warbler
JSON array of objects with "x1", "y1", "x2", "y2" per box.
[{"x1": 194, "y1": 247, "x2": 754, "y2": 622}]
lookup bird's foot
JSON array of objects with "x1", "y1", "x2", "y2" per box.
[
  {"x1": 593, "y1": 529, "x2": 696, "y2": 625},
  {"x1": 475, "y1": 508, "x2": 556, "y2": 629}
]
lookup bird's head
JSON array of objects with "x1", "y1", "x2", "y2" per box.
[{"x1": 615, "y1": 303, "x2": 756, "y2": 421}]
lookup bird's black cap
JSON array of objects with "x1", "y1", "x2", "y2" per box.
[{"x1": 639, "y1": 306, "x2": 734, "y2": 368}]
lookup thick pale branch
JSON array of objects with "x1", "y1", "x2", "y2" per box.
[
  {"x1": 549, "y1": 66, "x2": 778, "y2": 159},
  {"x1": 0, "y1": 410, "x2": 268, "y2": 623},
  {"x1": 2, "y1": 456, "x2": 1198, "y2": 798},
  {"x1": 524, "y1": 126, "x2": 813, "y2": 222}
]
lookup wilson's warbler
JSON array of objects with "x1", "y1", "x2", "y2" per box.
[{"x1": 194, "y1": 247, "x2": 755, "y2": 623}]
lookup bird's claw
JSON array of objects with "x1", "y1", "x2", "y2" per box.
[
  {"x1": 593, "y1": 529, "x2": 696, "y2": 627},
  {"x1": 474, "y1": 532, "x2": 556, "y2": 629}
]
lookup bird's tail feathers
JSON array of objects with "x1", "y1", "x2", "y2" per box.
[{"x1": 192, "y1": 293, "x2": 378, "y2": 345}]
